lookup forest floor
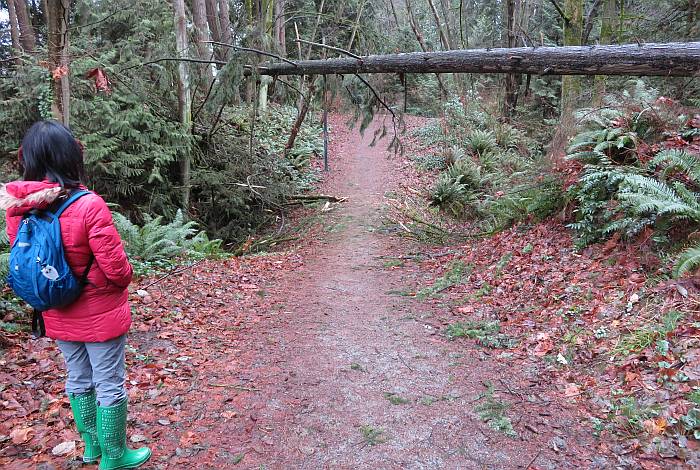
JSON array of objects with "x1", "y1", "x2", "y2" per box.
[{"x1": 1, "y1": 115, "x2": 698, "y2": 469}]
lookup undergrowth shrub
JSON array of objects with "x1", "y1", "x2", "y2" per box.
[
  {"x1": 566, "y1": 81, "x2": 700, "y2": 275},
  {"x1": 420, "y1": 97, "x2": 566, "y2": 229},
  {"x1": 112, "y1": 209, "x2": 222, "y2": 265},
  {"x1": 465, "y1": 130, "x2": 497, "y2": 156}
]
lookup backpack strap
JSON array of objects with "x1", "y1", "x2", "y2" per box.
[
  {"x1": 50, "y1": 189, "x2": 91, "y2": 219},
  {"x1": 31, "y1": 309, "x2": 46, "y2": 338},
  {"x1": 81, "y1": 255, "x2": 95, "y2": 285}
]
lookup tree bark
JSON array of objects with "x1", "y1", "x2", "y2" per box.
[
  {"x1": 173, "y1": 0, "x2": 192, "y2": 210},
  {"x1": 218, "y1": 0, "x2": 233, "y2": 45},
  {"x1": 255, "y1": 42, "x2": 700, "y2": 77},
  {"x1": 45, "y1": 0, "x2": 70, "y2": 125},
  {"x1": 405, "y1": 0, "x2": 448, "y2": 96},
  {"x1": 205, "y1": 0, "x2": 221, "y2": 44},
  {"x1": 593, "y1": 0, "x2": 616, "y2": 105},
  {"x1": 503, "y1": 0, "x2": 518, "y2": 118},
  {"x1": 7, "y1": 0, "x2": 21, "y2": 56},
  {"x1": 274, "y1": 0, "x2": 287, "y2": 56},
  {"x1": 427, "y1": 0, "x2": 451, "y2": 50},
  {"x1": 192, "y1": 0, "x2": 215, "y2": 82},
  {"x1": 560, "y1": 0, "x2": 583, "y2": 119},
  {"x1": 14, "y1": 0, "x2": 36, "y2": 52}
]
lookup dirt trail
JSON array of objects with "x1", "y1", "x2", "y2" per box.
[
  {"x1": 0, "y1": 118, "x2": 607, "y2": 470},
  {"x1": 206, "y1": 119, "x2": 602, "y2": 469}
]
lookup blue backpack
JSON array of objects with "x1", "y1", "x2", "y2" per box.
[{"x1": 7, "y1": 190, "x2": 94, "y2": 314}]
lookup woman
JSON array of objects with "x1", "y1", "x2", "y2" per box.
[{"x1": 0, "y1": 120, "x2": 151, "y2": 469}]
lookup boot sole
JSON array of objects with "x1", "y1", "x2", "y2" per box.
[{"x1": 98, "y1": 449, "x2": 151, "y2": 470}]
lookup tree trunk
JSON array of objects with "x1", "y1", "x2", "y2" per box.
[
  {"x1": 7, "y1": 0, "x2": 21, "y2": 57},
  {"x1": 689, "y1": 0, "x2": 699, "y2": 38},
  {"x1": 173, "y1": 0, "x2": 192, "y2": 210},
  {"x1": 192, "y1": 0, "x2": 215, "y2": 83},
  {"x1": 405, "y1": 0, "x2": 448, "y2": 96},
  {"x1": 582, "y1": 0, "x2": 603, "y2": 45},
  {"x1": 427, "y1": 0, "x2": 451, "y2": 50},
  {"x1": 503, "y1": 0, "x2": 518, "y2": 118},
  {"x1": 347, "y1": 0, "x2": 366, "y2": 52},
  {"x1": 255, "y1": 42, "x2": 700, "y2": 77},
  {"x1": 560, "y1": 0, "x2": 583, "y2": 119},
  {"x1": 439, "y1": 0, "x2": 457, "y2": 50},
  {"x1": 388, "y1": 0, "x2": 400, "y2": 27},
  {"x1": 205, "y1": 0, "x2": 221, "y2": 44},
  {"x1": 285, "y1": 81, "x2": 316, "y2": 155},
  {"x1": 274, "y1": 0, "x2": 287, "y2": 56},
  {"x1": 14, "y1": 0, "x2": 36, "y2": 52},
  {"x1": 45, "y1": 0, "x2": 70, "y2": 125},
  {"x1": 593, "y1": 0, "x2": 616, "y2": 105}
]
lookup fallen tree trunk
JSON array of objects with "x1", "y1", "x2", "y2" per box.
[{"x1": 256, "y1": 42, "x2": 700, "y2": 77}]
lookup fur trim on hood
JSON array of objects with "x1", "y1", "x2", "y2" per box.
[{"x1": 0, "y1": 181, "x2": 63, "y2": 213}]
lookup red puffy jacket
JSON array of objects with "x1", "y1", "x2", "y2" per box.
[{"x1": 1, "y1": 181, "x2": 132, "y2": 342}]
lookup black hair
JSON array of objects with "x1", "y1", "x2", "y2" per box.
[{"x1": 19, "y1": 120, "x2": 85, "y2": 188}]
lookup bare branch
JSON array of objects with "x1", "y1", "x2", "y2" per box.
[
  {"x1": 582, "y1": 0, "x2": 604, "y2": 44},
  {"x1": 546, "y1": 0, "x2": 569, "y2": 23},
  {"x1": 203, "y1": 41, "x2": 298, "y2": 66},
  {"x1": 295, "y1": 38, "x2": 363, "y2": 60},
  {"x1": 120, "y1": 57, "x2": 227, "y2": 73}
]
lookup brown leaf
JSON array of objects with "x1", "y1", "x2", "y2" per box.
[{"x1": 10, "y1": 427, "x2": 33, "y2": 445}]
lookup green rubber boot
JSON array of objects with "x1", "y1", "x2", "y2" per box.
[
  {"x1": 68, "y1": 390, "x2": 101, "y2": 463},
  {"x1": 96, "y1": 399, "x2": 151, "y2": 470}
]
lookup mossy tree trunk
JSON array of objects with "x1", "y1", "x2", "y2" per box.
[
  {"x1": 173, "y1": 0, "x2": 192, "y2": 211},
  {"x1": 560, "y1": 0, "x2": 583, "y2": 120},
  {"x1": 593, "y1": 0, "x2": 617, "y2": 106}
]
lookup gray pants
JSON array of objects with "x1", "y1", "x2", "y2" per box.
[{"x1": 56, "y1": 334, "x2": 127, "y2": 407}]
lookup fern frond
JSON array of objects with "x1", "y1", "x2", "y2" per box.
[
  {"x1": 650, "y1": 149, "x2": 700, "y2": 184},
  {"x1": 674, "y1": 242, "x2": 700, "y2": 278}
]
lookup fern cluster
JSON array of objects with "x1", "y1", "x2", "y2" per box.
[
  {"x1": 422, "y1": 96, "x2": 564, "y2": 228},
  {"x1": 112, "y1": 209, "x2": 222, "y2": 262},
  {"x1": 569, "y1": 144, "x2": 700, "y2": 276}
]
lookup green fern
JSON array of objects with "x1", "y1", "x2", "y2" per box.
[
  {"x1": 466, "y1": 130, "x2": 497, "y2": 156},
  {"x1": 649, "y1": 149, "x2": 700, "y2": 184},
  {"x1": 617, "y1": 175, "x2": 700, "y2": 222},
  {"x1": 112, "y1": 210, "x2": 221, "y2": 262},
  {"x1": 430, "y1": 174, "x2": 479, "y2": 218},
  {"x1": 675, "y1": 242, "x2": 700, "y2": 277},
  {"x1": 446, "y1": 159, "x2": 487, "y2": 191}
]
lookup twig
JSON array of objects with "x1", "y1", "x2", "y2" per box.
[
  {"x1": 295, "y1": 38, "x2": 363, "y2": 60},
  {"x1": 526, "y1": 449, "x2": 542, "y2": 469},
  {"x1": 397, "y1": 354, "x2": 414, "y2": 372},
  {"x1": 203, "y1": 41, "x2": 298, "y2": 66},
  {"x1": 274, "y1": 77, "x2": 307, "y2": 100},
  {"x1": 209, "y1": 383, "x2": 261, "y2": 391},
  {"x1": 546, "y1": 0, "x2": 569, "y2": 23},
  {"x1": 68, "y1": 9, "x2": 120, "y2": 31},
  {"x1": 120, "y1": 57, "x2": 227, "y2": 73},
  {"x1": 139, "y1": 259, "x2": 206, "y2": 290}
]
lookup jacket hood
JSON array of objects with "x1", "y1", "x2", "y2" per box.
[{"x1": 0, "y1": 181, "x2": 63, "y2": 216}]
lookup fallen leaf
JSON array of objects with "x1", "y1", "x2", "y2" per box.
[
  {"x1": 563, "y1": 383, "x2": 580, "y2": 398},
  {"x1": 533, "y1": 339, "x2": 554, "y2": 357},
  {"x1": 51, "y1": 440, "x2": 75, "y2": 456},
  {"x1": 10, "y1": 427, "x2": 33, "y2": 445}
]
